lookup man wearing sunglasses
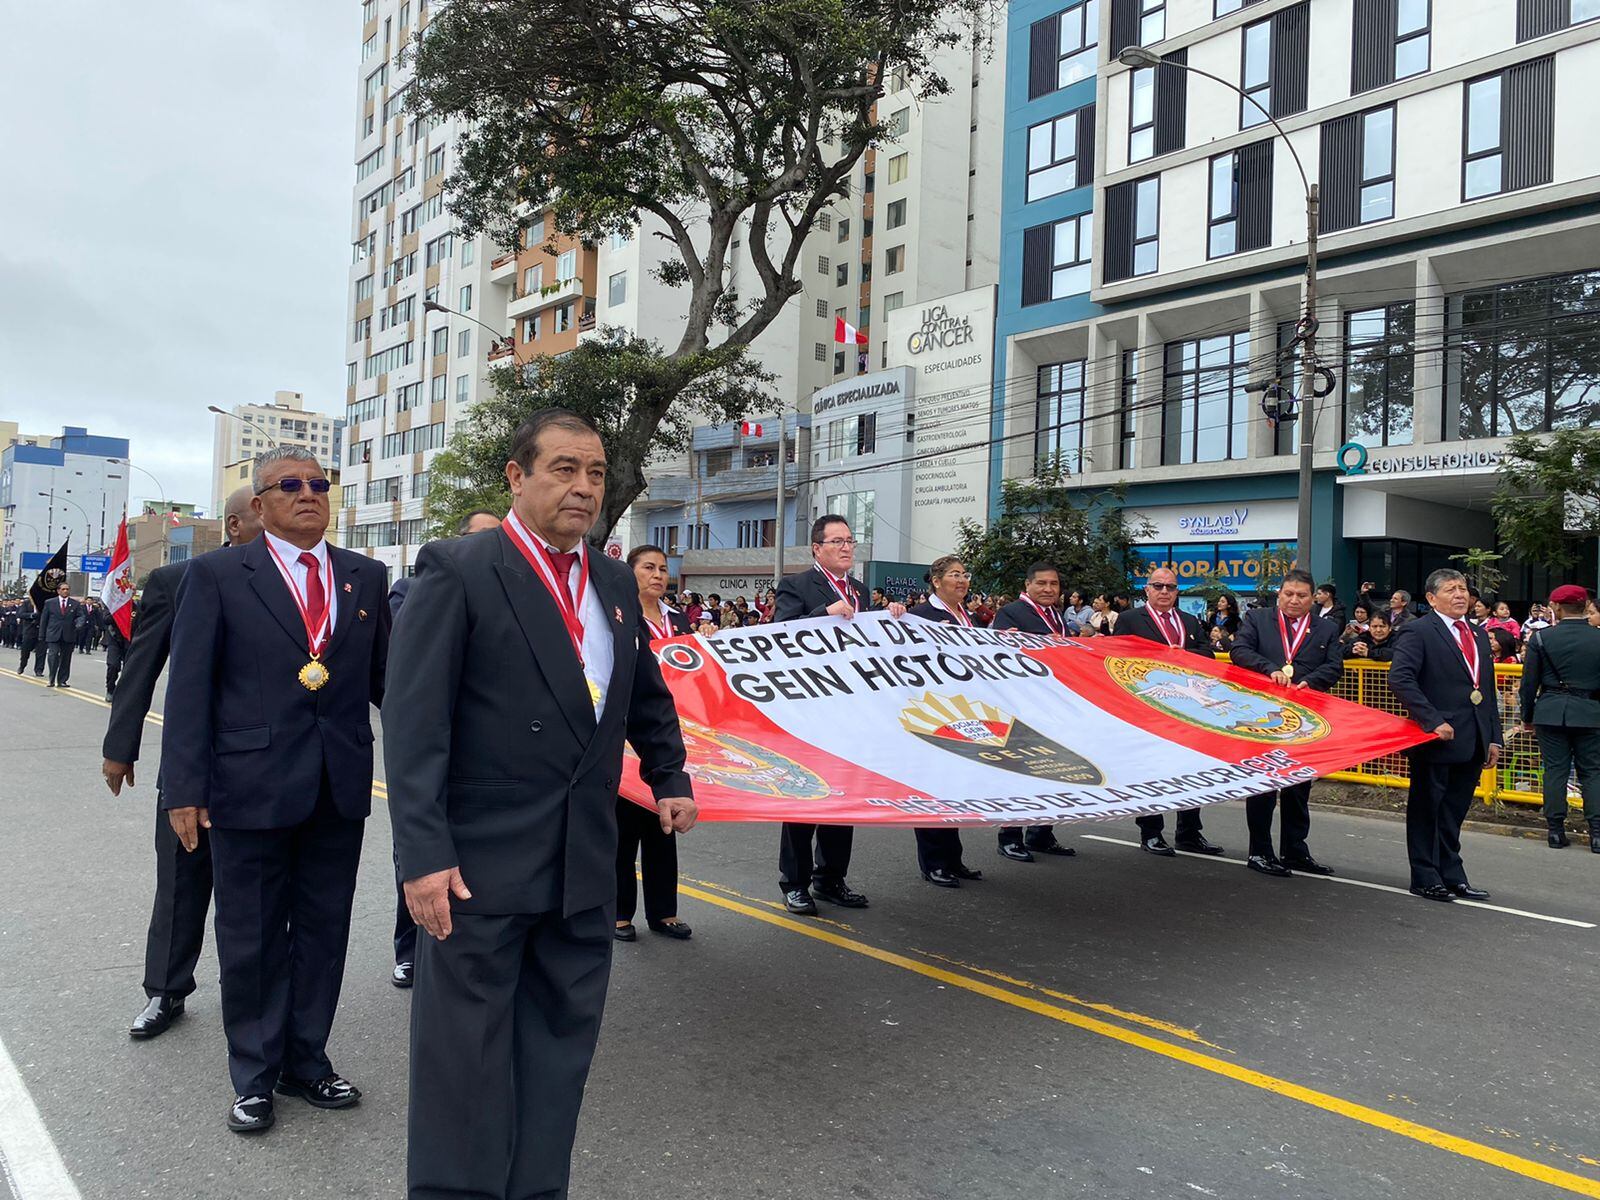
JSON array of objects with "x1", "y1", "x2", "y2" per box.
[
  {"x1": 160, "y1": 447, "x2": 391, "y2": 1134},
  {"x1": 1112, "y1": 567, "x2": 1226, "y2": 858}
]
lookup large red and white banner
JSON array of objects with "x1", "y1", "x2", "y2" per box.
[{"x1": 623, "y1": 613, "x2": 1430, "y2": 825}]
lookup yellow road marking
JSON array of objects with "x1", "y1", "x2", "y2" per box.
[
  {"x1": 0, "y1": 668, "x2": 163, "y2": 723},
  {"x1": 675, "y1": 880, "x2": 1600, "y2": 1198}
]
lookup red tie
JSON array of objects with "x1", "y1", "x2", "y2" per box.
[
  {"x1": 298, "y1": 553, "x2": 327, "y2": 636},
  {"x1": 546, "y1": 550, "x2": 578, "y2": 606},
  {"x1": 1162, "y1": 610, "x2": 1180, "y2": 644},
  {"x1": 1454, "y1": 619, "x2": 1476, "y2": 664}
]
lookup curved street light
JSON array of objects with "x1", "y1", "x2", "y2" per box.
[
  {"x1": 1117, "y1": 44, "x2": 1323, "y2": 575},
  {"x1": 208, "y1": 406, "x2": 280, "y2": 449},
  {"x1": 423, "y1": 298, "x2": 516, "y2": 360},
  {"x1": 39, "y1": 492, "x2": 92, "y2": 557}
]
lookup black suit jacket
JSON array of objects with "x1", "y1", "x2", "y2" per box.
[
  {"x1": 382, "y1": 528, "x2": 691, "y2": 917},
  {"x1": 990, "y1": 598, "x2": 1064, "y2": 635},
  {"x1": 1520, "y1": 619, "x2": 1600, "y2": 728},
  {"x1": 102, "y1": 560, "x2": 188, "y2": 765},
  {"x1": 1388, "y1": 613, "x2": 1502, "y2": 764},
  {"x1": 1111, "y1": 605, "x2": 1212, "y2": 657},
  {"x1": 641, "y1": 607, "x2": 692, "y2": 641},
  {"x1": 773, "y1": 566, "x2": 866, "y2": 622},
  {"x1": 159, "y1": 537, "x2": 390, "y2": 828},
  {"x1": 38, "y1": 597, "x2": 84, "y2": 644},
  {"x1": 388, "y1": 575, "x2": 412, "y2": 620},
  {"x1": 1316, "y1": 603, "x2": 1347, "y2": 629},
  {"x1": 1230, "y1": 607, "x2": 1345, "y2": 692},
  {"x1": 908, "y1": 601, "x2": 962, "y2": 626}
]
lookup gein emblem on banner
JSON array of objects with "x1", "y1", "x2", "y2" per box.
[{"x1": 899, "y1": 693, "x2": 1104, "y2": 785}]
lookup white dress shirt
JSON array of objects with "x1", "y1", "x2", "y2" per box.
[
  {"x1": 263, "y1": 530, "x2": 337, "y2": 635},
  {"x1": 562, "y1": 546, "x2": 615, "y2": 721}
]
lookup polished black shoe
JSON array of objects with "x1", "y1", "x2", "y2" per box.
[
  {"x1": 648, "y1": 920, "x2": 694, "y2": 939},
  {"x1": 811, "y1": 879, "x2": 869, "y2": 908},
  {"x1": 783, "y1": 889, "x2": 818, "y2": 916},
  {"x1": 1141, "y1": 836, "x2": 1176, "y2": 858},
  {"x1": 227, "y1": 1094, "x2": 275, "y2": 1134},
  {"x1": 1247, "y1": 854, "x2": 1292, "y2": 877},
  {"x1": 1589, "y1": 822, "x2": 1600, "y2": 854},
  {"x1": 613, "y1": 922, "x2": 638, "y2": 941},
  {"x1": 1409, "y1": 884, "x2": 1455, "y2": 902},
  {"x1": 1026, "y1": 838, "x2": 1076, "y2": 857},
  {"x1": 129, "y1": 995, "x2": 184, "y2": 1040},
  {"x1": 391, "y1": 961, "x2": 414, "y2": 987},
  {"x1": 951, "y1": 864, "x2": 984, "y2": 881},
  {"x1": 921, "y1": 868, "x2": 960, "y2": 888},
  {"x1": 274, "y1": 1073, "x2": 361, "y2": 1109},
  {"x1": 997, "y1": 843, "x2": 1034, "y2": 863},
  {"x1": 1451, "y1": 884, "x2": 1491, "y2": 901},
  {"x1": 1175, "y1": 835, "x2": 1225, "y2": 856},
  {"x1": 1548, "y1": 820, "x2": 1570, "y2": 848},
  {"x1": 1282, "y1": 854, "x2": 1334, "y2": 876}
]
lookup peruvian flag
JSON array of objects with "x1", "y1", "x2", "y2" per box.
[
  {"x1": 100, "y1": 515, "x2": 135, "y2": 639},
  {"x1": 740, "y1": 422, "x2": 763, "y2": 437},
  {"x1": 168, "y1": 510, "x2": 181, "y2": 528},
  {"x1": 834, "y1": 315, "x2": 867, "y2": 345}
]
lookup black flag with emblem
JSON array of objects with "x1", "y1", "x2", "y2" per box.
[{"x1": 28, "y1": 540, "x2": 69, "y2": 612}]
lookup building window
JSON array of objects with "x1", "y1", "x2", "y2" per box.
[
  {"x1": 461, "y1": 240, "x2": 474, "y2": 266},
  {"x1": 833, "y1": 350, "x2": 846, "y2": 375},
  {"x1": 1104, "y1": 176, "x2": 1159, "y2": 283},
  {"x1": 1054, "y1": 0, "x2": 1099, "y2": 92},
  {"x1": 1021, "y1": 213, "x2": 1093, "y2": 306},
  {"x1": 886, "y1": 198, "x2": 908, "y2": 228},
  {"x1": 836, "y1": 262, "x2": 850, "y2": 286},
  {"x1": 554, "y1": 303, "x2": 573, "y2": 333},
  {"x1": 1344, "y1": 302, "x2": 1416, "y2": 448},
  {"x1": 1459, "y1": 58, "x2": 1559, "y2": 202},
  {"x1": 1215, "y1": 0, "x2": 1266, "y2": 14},
  {"x1": 430, "y1": 374, "x2": 446, "y2": 402},
  {"x1": 1029, "y1": 107, "x2": 1094, "y2": 200},
  {"x1": 736, "y1": 519, "x2": 776, "y2": 550},
  {"x1": 523, "y1": 265, "x2": 543, "y2": 295},
  {"x1": 1447, "y1": 269, "x2": 1600, "y2": 439},
  {"x1": 1240, "y1": 4, "x2": 1308, "y2": 129},
  {"x1": 459, "y1": 284, "x2": 472, "y2": 312},
  {"x1": 1518, "y1": 0, "x2": 1600, "y2": 40},
  {"x1": 887, "y1": 153, "x2": 909, "y2": 183},
  {"x1": 522, "y1": 315, "x2": 540, "y2": 342},
  {"x1": 455, "y1": 329, "x2": 469, "y2": 358},
  {"x1": 884, "y1": 292, "x2": 904, "y2": 314},
  {"x1": 838, "y1": 491, "x2": 876, "y2": 545},
  {"x1": 857, "y1": 412, "x2": 877, "y2": 456},
  {"x1": 556, "y1": 248, "x2": 577, "y2": 281},
  {"x1": 1111, "y1": 0, "x2": 1165, "y2": 47},
  {"x1": 816, "y1": 299, "x2": 828, "y2": 318},
  {"x1": 1118, "y1": 349, "x2": 1139, "y2": 470},
  {"x1": 430, "y1": 326, "x2": 448, "y2": 357},
  {"x1": 455, "y1": 374, "x2": 469, "y2": 403},
  {"x1": 427, "y1": 146, "x2": 445, "y2": 177},
  {"x1": 885, "y1": 245, "x2": 905, "y2": 274},
  {"x1": 1206, "y1": 140, "x2": 1272, "y2": 258},
  {"x1": 1394, "y1": 0, "x2": 1431, "y2": 77},
  {"x1": 837, "y1": 217, "x2": 850, "y2": 242},
  {"x1": 1036, "y1": 360, "x2": 1087, "y2": 472},
  {"x1": 687, "y1": 523, "x2": 711, "y2": 550},
  {"x1": 815, "y1": 342, "x2": 827, "y2": 362},
  {"x1": 818, "y1": 255, "x2": 830, "y2": 275},
  {"x1": 1161, "y1": 331, "x2": 1251, "y2": 465},
  {"x1": 1240, "y1": 18, "x2": 1272, "y2": 127},
  {"x1": 887, "y1": 107, "x2": 911, "y2": 138},
  {"x1": 608, "y1": 271, "x2": 627, "y2": 306}
]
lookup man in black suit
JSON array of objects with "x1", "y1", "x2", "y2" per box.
[
  {"x1": 1230, "y1": 568, "x2": 1344, "y2": 877},
  {"x1": 39, "y1": 581, "x2": 85, "y2": 687},
  {"x1": 1112, "y1": 568, "x2": 1225, "y2": 857},
  {"x1": 161, "y1": 447, "x2": 390, "y2": 1133},
  {"x1": 1387, "y1": 568, "x2": 1501, "y2": 903},
  {"x1": 1518, "y1": 584, "x2": 1600, "y2": 852},
  {"x1": 771, "y1": 514, "x2": 906, "y2": 915},
  {"x1": 383, "y1": 507, "x2": 502, "y2": 991},
  {"x1": 991, "y1": 561, "x2": 1077, "y2": 862},
  {"x1": 102, "y1": 486, "x2": 262, "y2": 1040},
  {"x1": 384, "y1": 409, "x2": 695, "y2": 1200},
  {"x1": 16, "y1": 603, "x2": 42, "y2": 675}
]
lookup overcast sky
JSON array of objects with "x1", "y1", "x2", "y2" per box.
[{"x1": 0, "y1": 2, "x2": 358, "y2": 511}]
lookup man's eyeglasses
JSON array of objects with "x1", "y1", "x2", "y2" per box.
[
  {"x1": 816, "y1": 538, "x2": 856, "y2": 548},
  {"x1": 257, "y1": 478, "x2": 332, "y2": 496},
  {"x1": 1148, "y1": 582, "x2": 1178, "y2": 592}
]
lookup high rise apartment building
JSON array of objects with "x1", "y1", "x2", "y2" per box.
[
  {"x1": 210, "y1": 391, "x2": 343, "y2": 515},
  {"x1": 996, "y1": 0, "x2": 1600, "y2": 600}
]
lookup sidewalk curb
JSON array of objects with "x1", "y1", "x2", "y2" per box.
[{"x1": 1312, "y1": 799, "x2": 1551, "y2": 840}]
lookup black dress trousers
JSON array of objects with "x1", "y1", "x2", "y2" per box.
[
  {"x1": 143, "y1": 797, "x2": 214, "y2": 1000},
  {"x1": 914, "y1": 827, "x2": 965, "y2": 875},
  {"x1": 615, "y1": 796, "x2": 678, "y2": 925},
  {"x1": 1137, "y1": 809, "x2": 1203, "y2": 841},
  {"x1": 1245, "y1": 782, "x2": 1312, "y2": 859},
  {"x1": 46, "y1": 642, "x2": 73, "y2": 686},
  {"x1": 778, "y1": 822, "x2": 853, "y2": 892}
]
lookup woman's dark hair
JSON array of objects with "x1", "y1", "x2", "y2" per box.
[
  {"x1": 1215, "y1": 593, "x2": 1235, "y2": 613},
  {"x1": 626, "y1": 543, "x2": 666, "y2": 567},
  {"x1": 1490, "y1": 627, "x2": 1518, "y2": 657},
  {"x1": 928, "y1": 555, "x2": 964, "y2": 582}
]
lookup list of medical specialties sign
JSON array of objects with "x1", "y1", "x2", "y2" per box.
[{"x1": 622, "y1": 613, "x2": 1432, "y2": 825}]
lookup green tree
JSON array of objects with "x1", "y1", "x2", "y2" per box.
[
  {"x1": 953, "y1": 462, "x2": 1152, "y2": 598},
  {"x1": 1492, "y1": 430, "x2": 1600, "y2": 571},
  {"x1": 424, "y1": 332, "x2": 773, "y2": 537},
  {"x1": 1448, "y1": 547, "x2": 1506, "y2": 596},
  {"x1": 410, "y1": 0, "x2": 995, "y2": 540}
]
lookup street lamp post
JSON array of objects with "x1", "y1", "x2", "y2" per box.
[
  {"x1": 40, "y1": 492, "x2": 92, "y2": 575},
  {"x1": 113, "y1": 459, "x2": 169, "y2": 561},
  {"x1": 422, "y1": 299, "x2": 514, "y2": 360},
  {"x1": 1118, "y1": 46, "x2": 1325, "y2": 575},
  {"x1": 208, "y1": 406, "x2": 280, "y2": 449}
]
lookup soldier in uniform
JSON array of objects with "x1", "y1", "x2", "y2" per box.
[{"x1": 1519, "y1": 584, "x2": 1600, "y2": 853}]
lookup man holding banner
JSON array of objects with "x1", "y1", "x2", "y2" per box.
[
  {"x1": 772, "y1": 514, "x2": 904, "y2": 914},
  {"x1": 1230, "y1": 568, "x2": 1344, "y2": 877},
  {"x1": 1112, "y1": 568, "x2": 1224, "y2": 858}
]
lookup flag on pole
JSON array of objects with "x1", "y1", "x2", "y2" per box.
[
  {"x1": 739, "y1": 422, "x2": 763, "y2": 437},
  {"x1": 168, "y1": 510, "x2": 181, "y2": 528},
  {"x1": 100, "y1": 516, "x2": 135, "y2": 639},
  {"x1": 834, "y1": 316, "x2": 867, "y2": 345},
  {"x1": 28, "y1": 540, "x2": 69, "y2": 613}
]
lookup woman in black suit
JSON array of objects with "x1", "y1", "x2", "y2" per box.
[
  {"x1": 616, "y1": 545, "x2": 694, "y2": 942},
  {"x1": 907, "y1": 556, "x2": 984, "y2": 888}
]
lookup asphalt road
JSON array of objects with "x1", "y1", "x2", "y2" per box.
[{"x1": 2, "y1": 656, "x2": 1599, "y2": 1200}]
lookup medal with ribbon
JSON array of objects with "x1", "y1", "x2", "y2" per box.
[
  {"x1": 818, "y1": 565, "x2": 856, "y2": 615},
  {"x1": 1452, "y1": 618, "x2": 1484, "y2": 705},
  {"x1": 1276, "y1": 609, "x2": 1312, "y2": 681},
  {"x1": 642, "y1": 603, "x2": 674, "y2": 644},
  {"x1": 264, "y1": 539, "x2": 334, "y2": 692},
  {"x1": 504, "y1": 511, "x2": 603, "y2": 708},
  {"x1": 1024, "y1": 596, "x2": 1063, "y2": 635}
]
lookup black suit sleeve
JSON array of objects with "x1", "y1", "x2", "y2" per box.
[
  {"x1": 1228, "y1": 611, "x2": 1272, "y2": 676},
  {"x1": 387, "y1": 577, "x2": 410, "y2": 622},
  {"x1": 990, "y1": 604, "x2": 1019, "y2": 631},
  {"x1": 1519, "y1": 634, "x2": 1542, "y2": 726},
  {"x1": 383, "y1": 542, "x2": 470, "y2": 881},
  {"x1": 370, "y1": 561, "x2": 392, "y2": 711},
  {"x1": 773, "y1": 574, "x2": 832, "y2": 621},
  {"x1": 158, "y1": 557, "x2": 226, "y2": 811},
  {"x1": 1388, "y1": 625, "x2": 1443, "y2": 734},
  {"x1": 101, "y1": 570, "x2": 177, "y2": 764}
]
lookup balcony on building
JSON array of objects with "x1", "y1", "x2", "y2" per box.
[
  {"x1": 634, "y1": 415, "x2": 807, "y2": 509},
  {"x1": 489, "y1": 250, "x2": 517, "y2": 283},
  {"x1": 506, "y1": 273, "x2": 586, "y2": 320}
]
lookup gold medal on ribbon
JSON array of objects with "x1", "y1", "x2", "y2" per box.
[
  {"x1": 299, "y1": 659, "x2": 331, "y2": 691},
  {"x1": 1469, "y1": 688, "x2": 1483, "y2": 706},
  {"x1": 1281, "y1": 663, "x2": 1295, "y2": 680}
]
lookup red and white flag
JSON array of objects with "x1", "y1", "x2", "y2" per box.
[
  {"x1": 834, "y1": 315, "x2": 867, "y2": 345},
  {"x1": 100, "y1": 515, "x2": 135, "y2": 639},
  {"x1": 740, "y1": 421, "x2": 763, "y2": 437},
  {"x1": 168, "y1": 510, "x2": 181, "y2": 528}
]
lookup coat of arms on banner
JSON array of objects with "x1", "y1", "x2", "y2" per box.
[
  {"x1": 1104, "y1": 658, "x2": 1330, "y2": 745},
  {"x1": 898, "y1": 693, "x2": 1104, "y2": 785},
  {"x1": 676, "y1": 719, "x2": 832, "y2": 799}
]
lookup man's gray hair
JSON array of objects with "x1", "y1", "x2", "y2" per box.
[
  {"x1": 252, "y1": 446, "x2": 320, "y2": 493},
  {"x1": 1423, "y1": 569, "x2": 1466, "y2": 596}
]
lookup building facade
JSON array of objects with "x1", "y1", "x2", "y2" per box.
[
  {"x1": 0, "y1": 426, "x2": 130, "y2": 582},
  {"x1": 128, "y1": 510, "x2": 225, "y2": 584},
  {"x1": 998, "y1": 0, "x2": 1600, "y2": 602},
  {"x1": 210, "y1": 391, "x2": 343, "y2": 516}
]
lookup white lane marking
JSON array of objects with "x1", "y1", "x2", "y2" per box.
[
  {"x1": 0, "y1": 1034, "x2": 81, "y2": 1200},
  {"x1": 1079, "y1": 834, "x2": 1596, "y2": 929}
]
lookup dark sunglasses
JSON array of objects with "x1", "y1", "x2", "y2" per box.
[
  {"x1": 257, "y1": 477, "x2": 331, "y2": 496},
  {"x1": 1148, "y1": 582, "x2": 1178, "y2": 591}
]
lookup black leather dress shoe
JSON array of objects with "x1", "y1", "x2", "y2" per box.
[
  {"x1": 391, "y1": 961, "x2": 414, "y2": 987},
  {"x1": 783, "y1": 889, "x2": 818, "y2": 915},
  {"x1": 921, "y1": 868, "x2": 960, "y2": 888},
  {"x1": 1141, "y1": 836, "x2": 1176, "y2": 857},
  {"x1": 275, "y1": 1073, "x2": 361, "y2": 1109},
  {"x1": 613, "y1": 923, "x2": 638, "y2": 941},
  {"x1": 997, "y1": 843, "x2": 1034, "y2": 863},
  {"x1": 228, "y1": 1094, "x2": 274, "y2": 1134},
  {"x1": 1409, "y1": 884, "x2": 1455, "y2": 902},
  {"x1": 129, "y1": 995, "x2": 184, "y2": 1040},
  {"x1": 648, "y1": 920, "x2": 694, "y2": 939},
  {"x1": 951, "y1": 864, "x2": 983, "y2": 881},
  {"x1": 811, "y1": 879, "x2": 869, "y2": 908},
  {"x1": 1247, "y1": 854, "x2": 1292, "y2": 877},
  {"x1": 1451, "y1": 884, "x2": 1491, "y2": 901},
  {"x1": 1175, "y1": 835, "x2": 1225, "y2": 855},
  {"x1": 1282, "y1": 855, "x2": 1334, "y2": 876},
  {"x1": 1026, "y1": 838, "x2": 1076, "y2": 856}
]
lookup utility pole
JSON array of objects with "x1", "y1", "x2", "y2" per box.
[{"x1": 773, "y1": 410, "x2": 786, "y2": 594}]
